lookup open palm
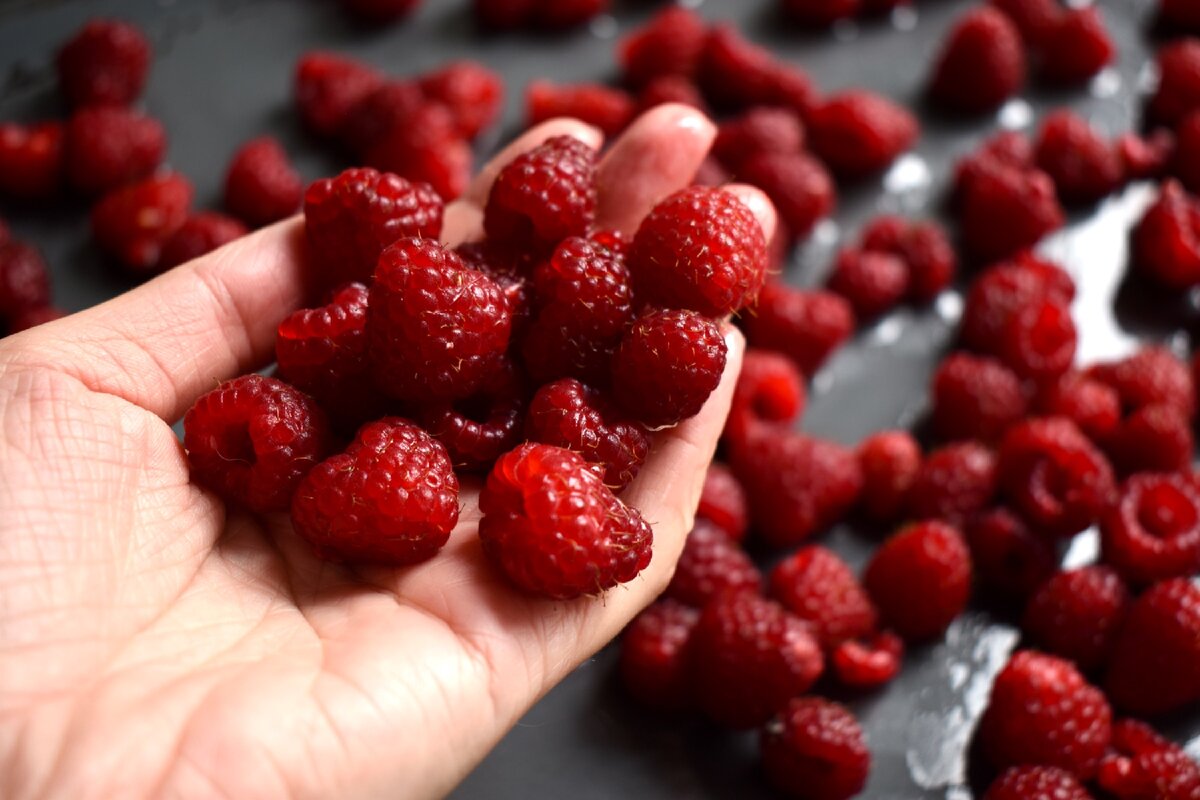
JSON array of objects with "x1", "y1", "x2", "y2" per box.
[{"x1": 0, "y1": 105, "x2": 774, "y2": 800}]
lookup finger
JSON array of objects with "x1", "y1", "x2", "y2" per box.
[
  {"x1": 594, "y1": 104, "x2": 717, "y2": 235},
  {"x1": 460, "y1": 118, "x2": 604, "y2": 210},
  {"x1": 722, "y1": 182, "x2": 778, "y2": 246}
]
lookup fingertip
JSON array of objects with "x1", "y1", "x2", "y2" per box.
[
  {"x1": 722, "y1": 183, "x2": 778, "y2": 247},
  {"x1": 463, "y1": 119, "x2": 604, "y2": 208}
]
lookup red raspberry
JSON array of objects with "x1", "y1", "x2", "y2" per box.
[
  {"x1": 1034, "y1": 110, "x2": 1121, "y2": 205},
  {"x1": 294, "y1": 52, "x2": 384, "y2": 139},
  {"x1": 907, "y1": 442, "x2": 998, "y2": 525},
  {"x1": 961, "y1": 254, "x2": 1075, "y2": 353},
  {"x1": 484, "y1": 135, "x2": 597, "y2": 256},
  {"x1": 931, "y1": 353, "x2": 1028, "y2": 443},
  {"x1": 737, "y1": 152, "x2": 835, "y2": 240},
  {"x1": 688, "y1": 592, "x2": 824, "y2": 729},
  {"x1": 697, "y1": 463, "x2": 748, "y2": 541},
  {"x1": 960, "y1": 160, "x2": 1065, "y2": 261},
  {"x1": 1161, "y1": 0, "x2": 1200, "y2": 35},
  {"x1": 338, "y1": 81, "x2": 426, "y2": 156},
  {"x1": 420, "y1": 367, "x2": 525, "y2": 472},
  {"x1": 760, "y1": 698, "x2": 869, "y2": 800},
  {"x1": 1118, "y1": 130, "x2": 1174, "y2": 182},
  {"x1": 698, "y1": 25, "x2": 778, "y2": 111},
  {"x1": 825, "y1": 247, "x2": 908, "y2": 320},
  {"x1": 303, "y1": 167, "x2": 444, "y2": 286},
  {"x1": 957, "y1": 130, "x2": 1036, "y2": 186},
  {"x1": 0, "y1": 122, "x2": 64, "y2": 200},
  {"x1": 64, "y1": 107, "x2": 164, "y2": 196},
  {"x1": 158, "y1": 212, "x2": 248, "y2": 270},
  {"x1": 291, "y1": 418, "x2": 458, "y2": 565},
  {"x1": 525, "y1": 378, "x2": 648, "y2": 489},
  {"x1": 966, "y1": 507, "x2": 1058, "y2": 601},
  {"x1": 338, "y1": 0, "x2": 420, "y2": 21},
  {"x1": 831, "y1": 631, "x2": 903, "y2": 690},
  {"x1": 525, "y1": 81, "x2": 634, "y2": 138},
  {"x1": 1106, "y1": 578, "x2": 1200, "y2": 715},
  {"x1": 666, "y1": 520, "x2": 762, "y2": 608},
  {"x1": 929, "y1": 7, "x2": 1025, "y2": 114},
  {"x1": 418, "y1": 61, "x2": 504, "y2": 141},
  {"x1": 1130, "y1": 180, "x2": 1200, "y2": 288},
  {"x1": 980, "y1": 650, "x2": 1112, "y2": 778},
  {"x1": 611, "y1": 309, "x2": 726, "y2": 428},
  {"x1": 619, "y1": 599, "x2": 699, "y2": 711},
  {"x1": 725, "y1": 348, "x2": 807, "y2": 442},
  {"x1": 857, "y1": 430, "x2": 921, "y2": 524},
  {"x1": 1035, "y1": 371, "x2": 1122, "y2": 442},
  {"x1": 808, "y1": 91, "x2": 919, "y2": 178},
  {"x1": 1101, "y1": 472, "x2": 1200, "y2": 585},
  {"x1": 1149, "y1": 40, "x2": 1200, "y2": 127},
  {"x1": 184, "y1": 375, "x2": 331, "y2": 514},
  {"x1": 861, "y1": 217, "x2": 957, "y2": 303},
  {"x1": 712, "y1": 107, "x2": 805, "y2": 172},
  {"x1": 479, "y1": 443, "x2": 652, "y2": 599},
  {"x1": 1107, "y1": 403, "x2": 1194, "y2": 475},
  {"x1": 362, "y1": 104, "x2": 471, "y2": 202},
  {"x1": 1099, "y1": 723, "x2": 1200, "y2": 800},
  {"x1": 782, "y1": 0, "x2": 860, "y2": 27},
  {"x1": 1040, "y1": 7, "x2": 1114, "y2": 86},
  {"x1": 0, "y1": 243, "x2": 52, "y2": 325},
  {"x1": 1023, "y1": 565, "x2": 1130, "y2": 673},
  {"x1": 636, "y1": 76, "x2": 708, "y2": 114},
  {"x1": 618, "y1": 6, "x2": 707, "y2": 88},
  {"x1": 56, "y1": 19, "x2": 150, "y2": 108},
  {"x1": 769, "y1": 545, "x2": 877, "y2": 648},
  {"x1": 983, "y1": 766, "x2": 1093, "y2": 800},
  {"x1": 91, "y1": 172, "x2": 192, "y2": 273},
  {"x1": 765, "y1": 63, "x2": 820, "y2": 120},
  {"x1": 9, "y1": 306, "x2": 65, "y2": 333},
  {"x1": 454, "y1": 240, "x2": 534, "y2": 339},
  {"x1": 743, "y1": 284, "x2": 855, "y2": 375},
  {"x1": 998, "y1": 296, "x2": 1076, "y2": 382},
  {"x1": 630, "y1": 186, "x2": 768, "y2": 316},
  {"x1": 223, "y1": 137, "x2": 303, "y2": 227},
  {"x1": 989, "y1": 0, "x2": 1061, "y2": 48},
  {"x1": 1089, "y1": 346, "x2": 1195, "y2": 417},
  {"x1": 864, "y1": 520, "x2": 971, "y2": 641}
]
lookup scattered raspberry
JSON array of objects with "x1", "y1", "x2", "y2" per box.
[
  {"x1": 618, "y1": 6, "x2": 707, "y2": 88},
  {"x1": 959, "y1": 159, "x2": 1065, "y2": 261},
  {"x1": 479, "y1": 443, "x2": 652, "y2": 599},
  {"x1": 184, "y1": 375, "x2": 331, "y2": 514},
  {"x1": 1099, "y1": 723, "x2": 1200, "y2": 800},
  {"x1": 989, "y1": 0, "x2": 1060, "y2": 48},
  {"x1": 56, "y1": 19, "x2": 150, "y2": 108},
  {"x1": 338, "y1": 0, "x2": 420, "y2": 22},
  {"x1": 864, "y1": 520, "x2": 971, "y2": 641},
  {"x1": 418, "y1": 60, "x2": 504, "y2": 140},
  {"x1": 526, "y1": 81, "x2": 634, "y2": 138},
  {"x1": 932, "y1": 353, "x2": 1028, "y2": 443},
  {"x1": 619, "y1": 599, "x2": 699, "y2": 711},
  {"x1": 8, "y1": 305, "x2": 66, "y2": 333},
  {"x1": 712, "y1": 107, "x2": 805, "y2": 172},
  {"x1": 0, "y1": 122, "x2": 64, "y2": 200},
  {"x1": 929, "y1": 7, "x2": 1025, "y2": 114},
  {"x1": 223, "y1": 137, "x2": 303, "y2": 227},
  {"x1": 1101, "y1": 472, "x2": 1200, "y2": 585},
  {"x1": 338, "y1": 80, "x2": 426, "y2": 156},
  {"x1": 857, "y1": 430, "x2": 921, "y2": 524},
  {"x1": 1040, "y1": 7, "x2": 1114, "y2": 86},
  {"x1": 961, "y1": 255, "x2": 1075, "y2": 354},
  {"x1": 1023, "y1": 566, "x2": 1130, "y2": 672},
  {"x1": 294, "y1": 52, "x2": 384, "y2": 138},
  {"x1": 1118, "y1": 130, "x2": 1174, "y2": 182},
  {"x1": 1034, "y1": 371, "x2": 1122, "y2": 442},
  {"x1": 826, "y1": 247, "x2": 909, "y2": 320},
  {"x1": 697, "y1": 463, "x2": 749, "y2": 541},
  {"x1": 725, "y1": 348, "x2": 807, "y2": 442},
  {"x1": 1106, "y1": 403, "x2": 1194, "y2": 475},
  {"x1": 361, "y1": 103, "x2": 472, "y2": 201},
  {"x1": 765, "y1": 63, "x2": 820, "y2": 120},
  {"x1": 0, "y1": 243, "x2": 52, "y2": 325},
  {"x1": 907, "y1": 442, "x2": 997, "y2": 525},
  {"x1": 861, "y1": 217, "x2": 957, "y2": 303},
  {"x1": 636, "y1": 76, "x2": 708, "y2": 114},
  {"x1": 158, "y1": 212, "x2": 248, "y2": 270},
  {"x1": 698, "y1": 25, "x2": 778, "y2": 111},
  {"x1": 688, "y1": 592, "x2": 824, "y2": 729},
  {"x1": 665, "y1": 520, "x2": 762, "y2": 608},
  {"x1": 1148, "y1": 40, "x2": 1200, "y2": 128},
  {"x1": 1034, "y1": 110, "x2": 1121, "y2": 205},
  {"x1": 736, "y1": 151, "x2": 835, "y2": 240},
  {"x1": 998, "y1": 297, "x2": 1077, "y2": 382},
  {"x1": 983, "y1": 766, "x2": 1093, "y2": 800},
  {"x1": 782, "y1": 0, "x2": 860, "y2": 27},
  {"x1": 1089, "y1": 346, "x2": 1196, "y2": 417},
  {"x1": 419, "y1": 369, "x2": 525, "y2": 473},
  {"x1": 1106, "y1": 578, "x2": 1200, "y2": 715},
  {"x1": 957, "y1": 130, "x2": 1036, "y2": 186},
  {"x1": 808, "y1": 91, "x2": 919, "y2": 177},
  {"x1": 832, "y1": 631, "x2": 903, "y2": 690},
  {"x1": 1130, "y1": 180, "x2": 1200, "y2": 288},
  {"x1": 966, "y1": 507, "x2": 1058, "y2": 601},
  {"x1": 760, "y1": 698, "x2": 869, "y2": 800},
  {"x1": 64, "y1": 107, "x2": 164, "y2": 196},
  {"x1": 743, "y1": 284, "x2": 855, "y2": 376},
  {"x1": 769, "y1": 545, "x2": 877, "y2": 648},
  {"x1": 90, "y1": 172, "x2": 192, "y2": 273}
]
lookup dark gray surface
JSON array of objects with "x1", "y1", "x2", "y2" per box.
[{"x1": 0, "y1": 0, "x2": 1196, "y2": 797}]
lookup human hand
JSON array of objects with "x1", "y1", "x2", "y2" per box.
[{"x1": 0, "y1": 104, "x2": 775, "y2": 800}]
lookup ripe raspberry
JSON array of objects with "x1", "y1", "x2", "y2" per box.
[
  {"x1": 1130, "y1": 180, "x2": 1200, "y2": 288},
  {"x1": 769, "y1": 545, "x2": 877, "y2": 648},
  {"x1": 698, "y1": 25, "x2": 778, "y2": 112},
  {"x1": 1089, "y1": 346, "x2": 1195, "y2": 417},
  {"x1": 907, "y1": 442, "x2": 998, "y2": 525},
  {"x1": 782, "y1": 0, "x2": 861, "y2": 27},
  {"x1": 737, "y1": 152, "x2": 835, "y2": 240},
  {"x1": 725, "y1": 348, "x2": 807, "y2": 442},
  {"x1": 1118, "y1": 130, "x2": 1174, "y2": 182},
  {"x1": 1106, "y1": 578, "x2": 1200, "y2": 715},
  {"x1": 303, "y1": 167, "x2": 444, "y2": 286},
  {"x1": 961, "y1": 254, "x2": 1075, "y2": 353},
  {"x1": 91, "y1": 172, "x2": 192, "y2": 273},
  {"x1": 418, "y1": 61, "x2": 504, "y2": 141},
  {"x1": 366, "y1": 104, "x2": 472, "y2": 202},
  {"x1": 454, "y1": 240, "x2": 534, "y2": 339},
  {"x1": 525, "y1": 378, "x2": 648, "y2": 489},
  {"x1": 0, "y1": 243, "x2": 52, "y2": 325},
  {"x1": 223, "y1": 137, "x2": 303, "y2": 227},
  {"x1": 697, "y1": 463, "x2": 748, "y2": 541},
  {"x1": 479, "y1": 443, "x2": 652, "y2": 599},
  {"x1": 929, "y1": 7, "x2": 1025, "y2": 114},
  {"x1": 743, "y1": 284, "x2": 855, "y2": 375},
  {"x1": 966, "y1": 507, "x2": 1058, "y2": 601},
  {"x1": 56, "y1": 19, "x2": 150, "y2": 108},
  {"x1": 864, "y1": 520, "x2": 971, "y2": 641},
  {"x1": 526, "y1": 81, "x2": 634, "y2": 138},
  {"x1": 1099, "y1": 722, "x2": 1200, "y2": 800},
  {"x1": 989, "y1": 0, "x2": 1060, "y2": 48},
  {"x1": 825, "y1": 247, "x2": 908, "y2": 320},
  {"x1": 158, "y1": 212, "x2": 248, "y2": 270},
  {"x1": 957, "y1": 130, "x2": 1036, "y2": 187},
  {"x1": 1107, "y1": 403, "x2": 1194, "y2": 475},
  {"x1": 630, "y1": 186, "x2": 767, "y2": 316},
  {"x1": 808, "y1": 91, "x2": 919, "y2": 177},
  {"x1": 419, "y1": 368, "x2": 525, "y2": 472},
  {"x1": 294, "y1": 52, "x2": 384, "y2": 139},
  {"x1": 931, "y1": 353, "x2": 1028, "y2": 443},
  {"x1": 665, "y1": 520, "x2": 762, "y2": 608},
  {"x1": 1040, "y1": 8, "x2": 1114, "y2": 86},
  {"x1": 688, "y1": 592, "x2": 824, "y2": 729},
  {"x1": 1149, "y1": 40, "x2": 1200, "y2": 127},
  {"x1": 484, "y1": 135, "x2": 597, "y2": 256},
  {"x1": 1035, "y1": 371, "x2": 1122, "y2": 442},
  {"x1": 8, "y1": 305, "x2": 65, "y2": 333},
  {"x1": 979, "y1": 650, "x2": 1112, "y2": 778},
  {"x1": 998, "y1": 297, "x2": 1077, "y2": 382},
  {"x1": 765, "y1": 63, "x2": 820, "y2": 120},
  {"x1": 983, "y1": 767, "x2": 1093, "y2": 800},
  {"x1": 292, "y1": 418, "x2": 458, "y2": 565},
  {"x1": 619, "y1": 599, "x2": 699, "y2": 710},
  {"x1": 1022, "y1": 566, "x2": 1129, "y2": 672},
  {"x1": 338, "y1": 80, "x2": 426, "y2": 157},
  {"x1": 1101, "y1": 472, "x2": 1200, "y2": 585},
  {"x1": 64, "y1": 107, "x2": 164, "y2": 196},
  {"x1": 861, "y1": 217, "x2": 956, "y2": 303},
  {"x1": 760, "y1": 698, "x2": 869, "y2": 800},
  {"x1": 960, "y1": 160, "x2": 1065, "y2": 261},
  {"x1": 184, "y1": 375, "x2": 331, "y2": 514},
  {"x1": 338, "y1": 0, "x2": 420, "y2": 22},
  {"x1": 0, "y1": 122, "x2": 64, "y2": 200},
  {"x1": 857, "y1": 430, "x2": 921, "y2": 524},
  {"x1": 618, "y1": 6, "x2": 707, "y2": 88},
  {"x1": 1034, "y1": 110, "x2": 1121, "y2": 205},
  {"x1": 712, "y1": 107, "x2": 805, "y2": 172},
  {"x1": 831, "y1": 631, "x2": 904, "y2": 690},
  {"x1": 636, "y1": 76, "x2": 708, "y2": 114}
]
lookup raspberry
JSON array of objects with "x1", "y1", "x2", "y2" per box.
[
  {"x1": 364, "y1": 104, "x2": 472, "y2": 202},
  {"x1": 998, "y1": 417, "x2": 1116, "y2": 538},
  {"x1": 698, "y1": 26, "x2": 777, "y2": 112},
  {"x1": 618, "y1": 6, "x2": 707, "y2": 88},
  {"x1": 861, "y1": 217, "x2": 956, "y2": 303},
  {"x1": 484, "y1": 135, "x2": 597, "y2": 256},
  {"x1": 957, "y1": 130, "x2": 1036, "y2": 186},
  {"x1": 931, "y1": 353, "x2": 1028, "y2": 443},
  {"x1": 1107, "y1": 403, "x2": 1194, "y2": 475},
  {"x1": 303, "y1": 167, "x2": 444, "y2": 286},
  {"x1": 64, "y1": 107, "x2": 165, "y2": 196},
  {"x1": 769, "y1": 545, "x2": 877, "y2": 648},
  {"x1": 1034, "y1": 110, "x2": 1121, "y2": 205},
  {"x1": 665, "y1": 520, "x2": 762, "y2": 608},
  {"x1": 1150, "y1": 40, "x2": 1200, "y2": 127},
  {"x1": 808, "y1": 91, "x2": 919, "y2": 177},
  {"x1": 9, "y1": 305, "x2": 65, "y2": 333},
  {"x1": 688, "y1": 592, "x2": 824, "y2": 729},
  {"x1": 294, "y1": 52, "x2": 384, "y2": 139},
  {"x1": 223, "y1": 137, "x2": 303, "y2": 227},
  {"x1": 479, "y1": 443, "x2": 652, "y2": 599},
  {"x1": 525, "y1": 81, "x2": 634, "y2": 138},
  {"x1": 697, "y1": 463, "x2": 748, "y2": 541},
  {"x1": 630, "y1": 186, "x2": 768, "y2": 316},
  {"x1": 961, "y1": 255, "x2": 1075, "y2": 353},
  {"x1": 907, "y1": 442, "x2": 998, "y2": 525},
  {"x1": 1089, "y1": 346, "x2": 1196, "y2": 417},
  {"x1": 1101, "y1": 472, "x2": 1200, "y2": 585},
  {"x1": 712, "y1": 107, "x2": 805, "y2": 172},
  {"x1": 782, "y1": 0, "x2": 861, "y2": 27},
  {"x1": 418, "y1": 61, "x2": 504, "y2": 141},
  {"x1": 831, "y1": 631, "x2": 903, "y2": 690},
  {"x1": 419, "y1": 369, "x2": 524, "y2": 473},
  {"x1": 1035, "y1": 372, "x2": 1122, "y2": 442},
  {"x1": 825, "y1": 247, "x2": 908, "y2": 320},
  {"x1": 760, "y1": 698, "x2": 869, "y2": 800},
  {"x1": 636, "y1": 76, "x2": 707, "y2": 114},
  {"x1": 737, "y1": 152, "x2": 835, "y2": 240},
  {"x1": 525, "y1": 378, "x2": 648, "y2": 489},
  {"x1": 619, "y1": 600, "x2": 699, "y2": 710},
  {"x1": 960, "y1": 160, "x2": 1065, "y2": 261},
  {"x1": 997, "y1": 297, "x2": 1076, "y2": 382},
  {"x1": 91, "y1": 172, "x2": 192, "y2": 273},
  {"x1": 765, "y1": 63, "x2": 820, "y2": 120},
  {"x1": 989, "y1": 0, "x2": 1060, "y2": 48},
  {"x1": 1040, "y1": 7, "x2": 1114, "y2": 86},
  {"x1": 1118, "y1": 130, "x2": 1174, "y2": 182},
  {"x1": 338, "y1": 81, "x2": 426, "y2": 156},
  {"x1": 966, "y1": 507, "x2": 1058, "y2": 601},
  {"x1": 337, "y1": 0, "x2": 420, "y2": 21},
  {"x1": 1022, "y1": 566, "x2": 1128, "y2": 673},
  {"x1": 929, "y1": 7, "x2": 1025, "y2": 114},
  {"x1": 455, "y1": 240, "x2": 534, "y2": 339},
  {"x1": 158, "y1": 212, "x2": 248, "y2": 270},
  {"x1": 291, "y1": 418, "x2": 458, "y2": 565},
  {"x1": 857, "y1": 430, "x2": 921, "y2": 524},
  {"x1": 0, "y1": 122, "x2": 64, "y2": 200},
  {"x1": 184, "y1": 375, "x2": 331, "y2": 514},
  {"x1": 56, "y1": 19, "x2": 150, "y2": 108},
  {"x1": 864, "y1": 520, "x2": 971, "y2": 640},
  {"x1": 1103, "y1": 750, "x2": 1200, "y2": 800},
  {"x1": 979, "y1": 650, "x2": 1112, "y2": 778},
  {"x1": 1161, "y1": 0, "x2": 1200, "y2": 35},
  {"x1": 1130, "y1": 180, "x2": 1200, "y2": 288},
  {"x1": 611, "y1": 309, "x2": 726, "y2": 428},
  {"x1": 725, "y1": 348, "x2": 807, "y2": 442},
  {"x1": 983, "y1": 767, "x2": 1093, "y2": 800},
  {"x1": 1106, "y1": 578, "x2": 1200, "y2": 715},
  {"x1": 743, "y1": 285, "x2": 855, "y2": 375}
]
